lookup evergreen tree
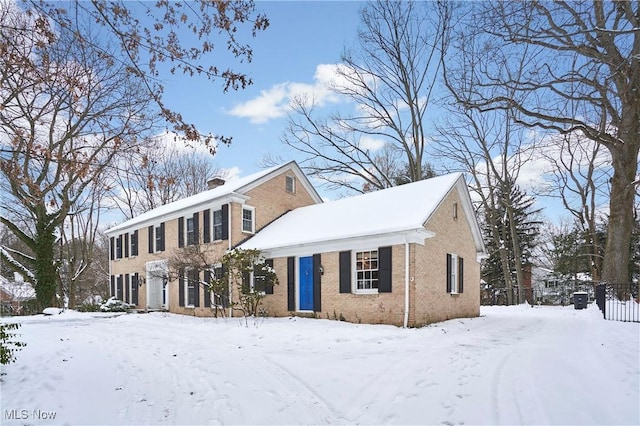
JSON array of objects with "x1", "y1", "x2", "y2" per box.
[{"x1": 481, "y1": 184, "x2": 542, "y2": 303}]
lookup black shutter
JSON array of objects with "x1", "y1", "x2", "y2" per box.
[
  {"x1": 203, "y1": 210, "x2": 211, "y2": 243},
  {"x1": 193, "y1": 212, "x2": 199, "y2": 244},
  {"x1": 203, "y1": 270, "x2": 211, "y2": 307},
  {"x1": 132, "y1": 230, "x2": 139, "y2": 256},
  {"x1": 458, "y1": 257, "x2": 464, "y2": 293},
  {"x1": 178, "y1": 217, "x2": 184, "y2": 248},
  {"x1": 446, "y1": 253, "x2": 452, "y2": 293},
  {"x1": 125, "y1": 274, "x2": 130, "y2": 303},
  {"x1": 193, "y1": 270, "x2": 200, "y2": 307},
  {"x1": 131, "y1": 273, "x2": 139, "y2": 305},
  {"x1": 378, "y1": 246, "x2": 392, "y2": 293},
  {"x1": 159, "y1": 222, "x2": 165, "y2": 251},
  {"x1": 178, "y1": 268, "x2": 185, "y2": 307},
  {"x1": 265, "y1": 259, "x2": 274, "y2": 295},
  {"x1": 117, "y1": 235, "x2": 123, "y2": 259},
  {"x1": 339, "y1": 251, "x2": 351, "y2": 293},
  {"x1": 221, "y1": 204, "x2": 229, "y2": 240},
  {"x1": 287, "y1": 257, "x2": 295, "y2": 311},
  {"x1": 124, "y1": 233, "x2": 130, "y2": 258},
  {"x1": 117, "y1": 275, "x2": 123, "y2": 299},
  {"x1": 148, "y1": 225, "x2": 154, "y2": 253},
  {"x1": 110, "y1": 275, "x2": 115, "y2": 297},
  {"x1": 110, "y1": 237, "x2": 115, "y2": 260},
  {"x1": 313, "y1": 254, "x2": 322, "y2": 312}
]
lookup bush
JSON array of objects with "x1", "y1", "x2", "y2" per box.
[
  {"x1": 100, "y1": 297, "x2": 134, "y2": 312},
  {"x1": 76, "y1": 303, "x2": 102, "y2": 312},
  {"x1": 1, "y1": 322, "x2": 26, "y2": 365}
]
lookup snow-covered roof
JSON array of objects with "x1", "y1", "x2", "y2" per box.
[
  {"x1": 106, "y1": 161, "x2": 321, "y2": 235},
  {"x1": 0, "y1": 276, "x2": 36, "y2": 301},
  {"x1": 240, "y1": 173, "x2": 485, "y2": 257}
]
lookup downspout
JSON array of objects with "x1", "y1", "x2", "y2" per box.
[
  {"x1": 403, "y1": 240, "x2": 410, "y2": 328},
  {"x1": 227, "y1": 202, "x2": 233, "y2": 317}
]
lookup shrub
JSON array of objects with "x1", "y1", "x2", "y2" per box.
[
  {"x1": 100, "y1": 297, "x2": 134, "y2": 312},
  {"x1": 0, "y1": 322, "x2": 26, "y2": 365}
]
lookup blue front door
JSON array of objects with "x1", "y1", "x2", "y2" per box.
[{"x1": 299, "y1": 256, "x2": 314, "y2": 311}]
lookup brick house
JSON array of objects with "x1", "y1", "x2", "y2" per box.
[{"x1": 106, "y1": 162, "x2": 485, "y2": 326}]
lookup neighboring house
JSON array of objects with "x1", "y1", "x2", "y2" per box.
[
  {"x1": 106, "y1": 162, "x2": 486, "y2": 326},
  {"x1": 0, "y1": 274, "x2": 36, "y2": 315}
]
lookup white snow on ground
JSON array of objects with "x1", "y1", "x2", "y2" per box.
[{"x1": 1, "y1": 304, "x2": 638, "y2": 425}]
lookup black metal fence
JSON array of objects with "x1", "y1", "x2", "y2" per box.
[{"x1": 595, "y1": 283, "x2": 640, "y2": 323}]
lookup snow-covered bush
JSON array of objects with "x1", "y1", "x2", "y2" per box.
[
  {"x1": 100, "y1": 297, "x2": 134, "y2": 312},
  {"x1": 1, "y1": 322, "x2": 25, "y2": 365}
]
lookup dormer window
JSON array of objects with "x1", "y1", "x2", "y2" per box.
[{"x1": 286, "y1": 175, "x2": 296, "y2": 194}]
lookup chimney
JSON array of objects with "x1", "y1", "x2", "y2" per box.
[{"x1": 207, "y1": 177, "x2": 226, "y2": 189}]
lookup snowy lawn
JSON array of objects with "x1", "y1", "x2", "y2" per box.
[{"x1": 1, "y1": 304, "x2": 638, "y2": 425}]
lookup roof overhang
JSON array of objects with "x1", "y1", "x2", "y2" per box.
[{"x1": 252, "y1": 228, "x2": 435, "y2": 259}]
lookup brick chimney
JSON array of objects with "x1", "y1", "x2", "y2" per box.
[{"x1": 207, "y1": 177, "x2": 226, "y2": 189}]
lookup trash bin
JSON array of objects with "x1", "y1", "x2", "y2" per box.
[{"x1": 573, "y1": 291, "x2": 588, "y2": 310}]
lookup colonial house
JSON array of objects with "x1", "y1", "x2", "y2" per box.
[{"x1": 106, "y1": 161, "x2": 486, "y2": 326}]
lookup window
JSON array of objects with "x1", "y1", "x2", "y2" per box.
[
  {"x1": 213, "y1": 209, "x2": 223, "y2": 240},
  {"x1": 355, "y1": 250, "x2": 379, "y2": 292},
  {"x1": 453, "y1": 202, "x2": 458, "y2": 220},
  {"x1": 184, "y1": 269, "x2": 198, "y2": 307},
  {"x1": 155, "y1": 225, "x2": 162, "y2": 252},
  {"x1": 186, "y1": 217, "x2": 195, "y2": 245},
  {"x1": 116, "y1": 235, "x2": 123, "y2": 259},
  {"x1": 286, "y1": 175, "x2": 296, "y2": 194},
  {"x1": 242, "y1": 207, "x2": 254, "y2": 233},
  {"x1": 446, "y1": 253, "x2": 464, "y2": 294}
]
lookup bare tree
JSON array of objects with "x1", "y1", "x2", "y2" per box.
[
  {"x1": 434, "y1": 104, "x2": 535, "y2": 304},
  {"x1": 110, "y1": 138, "x2": 228, "y2": 219},
  {"x1": 283, "y1": 0, "x2": 450, "y2": 194},
  {"x1": 536, "y1": 133, "x2": 611, "y2": 281},
  {"x1": 443, "y1": 1, "x2": 639, "y2": 284},
  {"x1": 0, "y1": 1, "x2": 266, "y2": 308}
]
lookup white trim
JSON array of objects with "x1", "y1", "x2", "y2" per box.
[
  {"x1": 259, "y1": 228, "x2": 433, "y2": 259},
  {"x1": 241, "y1": 205, "x2": 255, "y2": 234},
  {"x1": 352, "y1": 249, "x2": 380, "y2": 294},
  {"x1": 146, "y1": 260, "x2": 168, "y2": 310}
]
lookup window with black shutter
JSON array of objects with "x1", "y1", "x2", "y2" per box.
[
  {"x1": 265, "y1": 259, "x2": 274, "y2": 295},
  {"x1": 178, "y1": 268, "x2": 185, "y2": 307},
  {"x1": 110, "y1": 275, "x2": 115, "y2": 297},
  {"x1": 157, "y1": 223, "x2": 165, "y2": 251},
  {"x1": 125, "y1": 274, "x2": 130, "y2": 303},
  {"x1": 110, "y1": 237, "x2": 115, "y2": 261},
  {"x1": 117, "y1": 275, "x2": 123, "y2": 299},
  {"x1": 446, "y1": 253, "x2": 462, "y2": 294},
  {"x1": 203, "y1": 270, "x2": 211, "y2": 307},
  {"x1": 124, "y1": 234, "x2": 130, "y2": 258},
  {"x1": 116, "y1": 235, "x2": 123, "y2": 259}
]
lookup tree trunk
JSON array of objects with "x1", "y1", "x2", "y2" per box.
[
  {"x1": 33, "y1": 227, "x2": 58, "y2": 309},
  {"x1": 602, "y1": 139, "x2": 639, "y2": 285}
]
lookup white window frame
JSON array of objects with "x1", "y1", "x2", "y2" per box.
[
  {"x1": 286, "y1": 175, "x2": 296, "y2": 194},
  {"x1": 130, "y1": 231, "x2": 137, "y2": 257},
  {"x1": 242, "y1": 206, "x2": 255, "y2": 234},
  {"x1": 353, "y1": 249, "x2": 379, "y2": 294},
  {"x1": 184, "y1": 268, "x2": 197, "y2": 308},
  {"x1": 450, "y1": 253, "x2": 459, "y2": 294},
  {"x1": 186, "y1": 217, "x2": 195, "y2": 246},
  {"x1": 213, "y1": 209, "x2": 223, "y2": 241}
]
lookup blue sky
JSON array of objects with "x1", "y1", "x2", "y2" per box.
[{"x1": 160, "y1": 1, "x2": 365, "y2": 183}]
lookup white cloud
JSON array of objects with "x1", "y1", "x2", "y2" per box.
[
  {"x1": 221, "y1": 166, "x2": 241, "y2": 182},
  {"x1": 228, "y1": 64, "x2": 352, "y2": 124},
  {"x1": 358, "y1": 135, "x2": 385, "y2": 152}
]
